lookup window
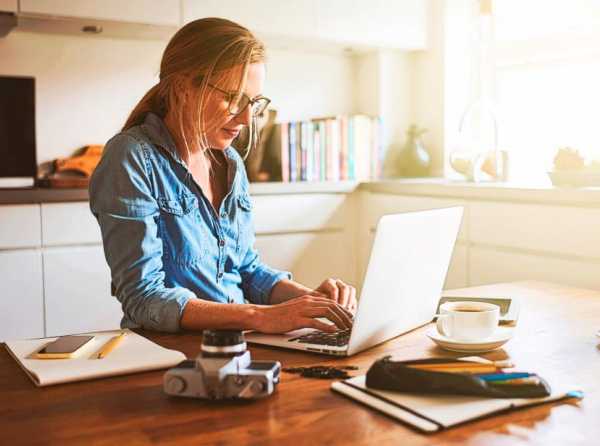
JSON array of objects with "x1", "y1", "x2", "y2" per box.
[{"x1": 493, "y1": 0, "x2": 600, "y2": 182}]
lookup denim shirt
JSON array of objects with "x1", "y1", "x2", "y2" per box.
[{"x1": 89, "y1": 112, "x2": 291, "y2": 333}]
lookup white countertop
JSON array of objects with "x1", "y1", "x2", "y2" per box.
[{"x1": 360, "y1": 178, "x2": 600, "y2": 207}]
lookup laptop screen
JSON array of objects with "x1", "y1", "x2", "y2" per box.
[{"x1": 0, "y1": 76, "x2": 37, "y2": 178}]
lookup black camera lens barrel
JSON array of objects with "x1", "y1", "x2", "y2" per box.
[
  {"x1": 201, "y1": 330, "x2": 247, "y2": 357},
  {"x1": 202, "y1": 330, "x2": 245, "y2": 346}
]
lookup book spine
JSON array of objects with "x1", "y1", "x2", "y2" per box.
[
  {"x1": 340, "y1": 115, "x2": 348, "y2": 181},
  {"x1": 319, "y1": 121, "x2": 327, "y2": 181},
  {"x1": 331, "y1": 119, "x2": 340, "y2": 181},
  {"x1": 314, "y1": 125, "x2": 320, "y2": 182},
  {"x1": 348, "y1": 116, "x2": 355, "y2": 180},
  {"x1": 280, "y1": 122, "x2": 289, "y2": 182},
  {"x1": 300, "y1": 121, "x2": 307, "y2": 181},
  {"x1": 289, "y1": 122, "x2": 297, "y2": 182}
]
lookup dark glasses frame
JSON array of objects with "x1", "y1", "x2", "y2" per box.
[{"x1": 208, "y1": 84, "x2": 271, "y2": 117}]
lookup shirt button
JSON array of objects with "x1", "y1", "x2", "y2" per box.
[
  {"x1": 218, "y1": 272, "x2": 224, "y2": 278},
  {"x1": 219, "y1": 240, "x2": 225, "y2": 247}
]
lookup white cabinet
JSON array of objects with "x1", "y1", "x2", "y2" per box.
[
  {"x1": 256, "y1": 231, "x2": 355, "y2": 289},
  {"x1": 19, "y1": 0, "x2": 181, "y2": 26},
  {"x1": 0, "y1": 0, "x2": 17, "y2": 13},
  {"x1": 0, "y1": 204, "x2": 41, "y2": 249},
  {"x1": 252, "y1": 193, "x2": 348, "y2": 234},
  {"x1": 183, "y1": 0, "x2": 318, "y2": 39},
  {"x1": 316, "y1": 0, "x2": 427, "y2": 49},
  {"x1": 360, "y1": 193, "x2": 468, "y2": 241},
  {"x1": 469, "y1": 246, "x2": 600, "y2": 291},
  {"x1": 43, "y1": 246, "x2": 122, "y2": 337},
  {"x1": 182, "y1": 0, "x2": 427, "y2": 49},
  {"x1": 357, "y1": 192, "x2": 468, "y2": 290},
  {"x1": 470, "y1": 201, "x2": 600, "y2": 259},
  {"x1": 252, "y1": 192, "x2": 356, "y2": 288},
  {"x1": 41, "y1": 202, "x2": 102, "y2": 246},
  {"x1": 0, "y1": 250, "x2": 44, "y2": 341}
]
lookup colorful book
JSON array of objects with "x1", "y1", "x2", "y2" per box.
[{"x1": 280, "y1": 123, "x2": 289, "y2": 182}]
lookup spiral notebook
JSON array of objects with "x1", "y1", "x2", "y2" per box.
[
  {"x1": 4, "y1": 329, "x2": 186, "y2": 387},
  {"x1": 331, "y1": 375, "x2": 583, "y2": 433}
]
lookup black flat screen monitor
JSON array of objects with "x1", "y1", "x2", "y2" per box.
[{"x1": 0, "y1": 76, "x2": 37, "y2": 178}]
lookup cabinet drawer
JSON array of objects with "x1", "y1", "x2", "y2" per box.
[
  {"x1": 470, "y1": 201, "x2": 600, "y2": 259},
  {"x1": 360, "y1": 193, "x2": 468, "y2": 241},
  {"x1": 20, "y1": 0, "x2": 181, "y2": 26},
  {"x1": 0, "y1": 204, "x2": 41, "y2": 249},
  {"x1": 255, "y1": 230, "x2": 355, "y2": 289},
  {"x1": 0, "y1": 250, "x2": 44, "y2": 341},
  {"x1": 41, "y1": 202, "x2": 102, "y2": 246},
  {"x1": 43, "y1": 246, "x2": 122, "y2": 336},
  {"x1": 251, "y1": 194, "x2": 348, "y2": 234},
  {"x1": 469, "y1": 246, "x2": 600, "y2": 290}
]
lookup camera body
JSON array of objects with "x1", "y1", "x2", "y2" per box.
[{"x1": 163, "y1": 330, "x2": 280, "y2": 400}]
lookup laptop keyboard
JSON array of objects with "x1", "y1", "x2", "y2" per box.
[{"x1": 289, "y1": 329, "x2": 351, "y2": 347}]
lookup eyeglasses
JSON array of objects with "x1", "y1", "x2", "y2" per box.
[{"x1": 208, "y1": 84, "x2": 271, "y2": 117}]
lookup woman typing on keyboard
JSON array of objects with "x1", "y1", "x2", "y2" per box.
[{"x1": 89, "y1": 18, "x2": 355, "y2": 334}]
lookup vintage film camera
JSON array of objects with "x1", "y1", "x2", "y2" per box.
[{"x1": 163, "y1": 330, "x2": 280, "y2": 400}]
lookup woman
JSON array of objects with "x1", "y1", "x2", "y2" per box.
[{"x1": 89, "y1": 17, "x2": 357, "y2": 334}]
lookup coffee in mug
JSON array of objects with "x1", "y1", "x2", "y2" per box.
[{"x1": 436, "y1": 301, "x2": 500, "y2": 341}]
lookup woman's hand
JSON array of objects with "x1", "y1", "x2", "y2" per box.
[
  {"x1": 252, "y1": 295, "x2": 354, "y2": 334},
  {"x1": 312, "y1": 278, "x2": 357, "y2": 312}
]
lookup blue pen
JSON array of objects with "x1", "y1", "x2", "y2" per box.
[{"x1": 478, "y1": 373, "x2": 534, "y2": 382}]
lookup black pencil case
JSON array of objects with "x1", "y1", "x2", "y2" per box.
[{"x1": 365, "y1": 356, "x2": 551, "y2": 399}]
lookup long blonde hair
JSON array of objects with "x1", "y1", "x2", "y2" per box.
[{"x1": 122, "y1": 17, "x2": 265, "y2": 163}]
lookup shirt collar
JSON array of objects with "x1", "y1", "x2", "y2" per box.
[
  {"x1": 142, "y1": 111, "x2": 241, "y2": 192},
  {"x1": 142, "y1": 112, "x2": 185, "y2": 164}
]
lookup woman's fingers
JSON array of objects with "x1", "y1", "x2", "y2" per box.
[
  {"x1": 349, "y1": 286, "x2": 357, "y2": 312},
  {"x1": 303, "y1": 305, "x2": 350, "y2": 330},
  {"x1": 302, "y1": 317, "x2": 338, "y2": 333},
  {"x1": 305, "y1": 295, "x2": 354, "y2": 322},
  {"x1": 301, "y1": 298, "x2": 353, "y2": 329},
  {"x1": 337, "y1": 280, "x2": 350, "y2": 307},
  {"x1": 316, "y1": 278, "x2": 356, "y2": 311},
  {"x1": 318, "y1": 278, "x2": 339, "y2": 302}
]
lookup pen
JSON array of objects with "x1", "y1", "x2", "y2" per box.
[
  {"x1": 478, "y1": 372, "x2": 534, "y2": 382},
  {"x1": 97, "y1": 332, "x2": 127, "y2": 359}
]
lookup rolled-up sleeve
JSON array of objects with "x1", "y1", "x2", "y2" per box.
[
  {"x1": 89, "y1": 134, "x2": 194, "y2": 332},
  {"x1": 239, "y1": 244, "x2": 291, "y2": 305}
]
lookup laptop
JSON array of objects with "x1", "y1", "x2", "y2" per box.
[{"x1": 245, "y1": 206, "x2": 464, "y2": 356}]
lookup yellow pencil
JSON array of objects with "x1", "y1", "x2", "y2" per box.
[{"x1": 97, "y1": 332, "x2": 127, "y2": 359}]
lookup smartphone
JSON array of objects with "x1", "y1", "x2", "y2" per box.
[{"x1": 33, "y1": 335, "x2": 95, "y2": 359}]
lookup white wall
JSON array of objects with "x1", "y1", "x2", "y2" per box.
[
  {"x1": 0, "y1": 30, "x2": 357, "y2": 165},
  {"x1": 265, "y1": 47, "x2": 356, "y2": 122}
]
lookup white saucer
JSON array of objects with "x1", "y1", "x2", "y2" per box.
[{"x1": 426, "y1": 326, "x2": 514, "y2": 353}]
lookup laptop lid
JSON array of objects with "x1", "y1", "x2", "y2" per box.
[{"x1": 347, "y1": 207, "x2": 463, "y2": 356}]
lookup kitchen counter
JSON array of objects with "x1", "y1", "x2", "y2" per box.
[
  {"x1": 2, "y1": 178, "x2": 600, "y2": 207},
  {"x1": 361, "y1": 178, "x2": 600, "y2": 207},
  {"x1": 0, "y1": 181, "x2": 360, "y2": 205}
]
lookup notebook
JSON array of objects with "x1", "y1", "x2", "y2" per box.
[
  {"x1": 4, "y1": 329, "x2": 186, "y2": 387},
  {"x1": 331, "y1": 375, "x2": 583, "y2": 432}
]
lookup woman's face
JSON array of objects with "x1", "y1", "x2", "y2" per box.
[{"x1": 204, "y1": 62, "x2": 266, "y2": 150}]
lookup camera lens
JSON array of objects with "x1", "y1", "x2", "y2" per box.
[{"x1": 201, "y1": 330, "x2": 247, "y2": 357}]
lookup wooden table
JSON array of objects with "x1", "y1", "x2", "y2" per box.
[{"x1": 1, "y1": 282, "x2": 599, "y2": 445}]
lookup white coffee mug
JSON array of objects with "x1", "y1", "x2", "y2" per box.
[{"x1": 436, "y1": 301, "x2": 500, "y2": 341}]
